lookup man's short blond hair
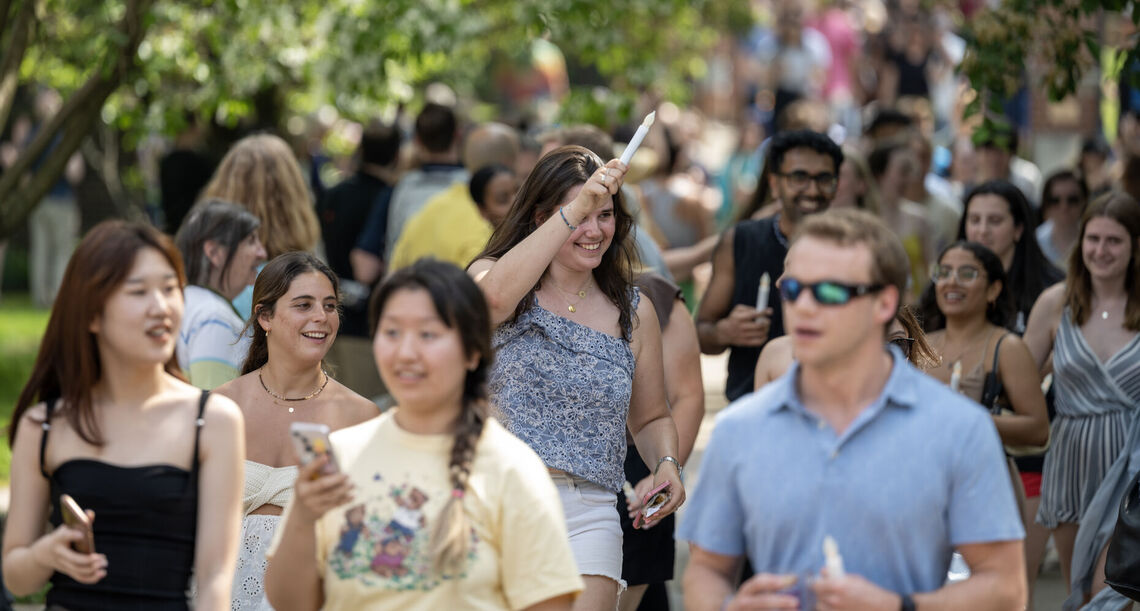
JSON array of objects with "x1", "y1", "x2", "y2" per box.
[{"x1": 792, "y1": 209, "x2": 909, "y2": 313}]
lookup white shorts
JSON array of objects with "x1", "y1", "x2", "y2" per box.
[{"x1": 551, "y1": 472, "x2": 626, "y2": 589}]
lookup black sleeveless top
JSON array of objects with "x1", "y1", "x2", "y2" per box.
[
  {"x1": 40, "y1": 391, "x2": 207, "y2": 610},
  {"x1": 726, "y1": 215, "x2": 788, "y2": 402}
]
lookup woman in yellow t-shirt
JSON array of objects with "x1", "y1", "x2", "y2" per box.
[{"x1": 264, "y1": 259, "x2": 582, "y2": 610}]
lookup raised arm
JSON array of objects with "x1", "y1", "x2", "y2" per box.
[
  {"x1": 470, "y1": 160, "x2": 626, "y2": 326},
  {"x1": 193, "y1": 394, "x2": 246, "y2": 610}
]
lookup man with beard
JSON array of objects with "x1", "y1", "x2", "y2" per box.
[{"x1": 697, "y1": 130, "x2": 843, "y2": 401}]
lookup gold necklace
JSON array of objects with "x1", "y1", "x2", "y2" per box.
[
  {"x1": 258, "y1": 367, "x2": 330, "y2": 413},
  {"x1": 548, "y1": 280, "x2": 590, "y2": 313}
]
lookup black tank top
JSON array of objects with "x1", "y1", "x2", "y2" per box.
[
  {"x1": 726, "y1": 216, "x2": 788, "y2": 401},
  {"x1": 40, "y1": 391, "x2": 207, "y2": 610}
]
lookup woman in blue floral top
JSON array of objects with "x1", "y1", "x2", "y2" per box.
[{"x1": 469, "y1": 146, "x2": 685, "y2": 610}]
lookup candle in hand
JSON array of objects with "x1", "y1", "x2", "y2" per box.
[
  {"x1": 619, "y1": 111, "x2": 656, "y2": 166},
  {"x1": 756, "y1": 272, "x2": 770, "y2": 311}
]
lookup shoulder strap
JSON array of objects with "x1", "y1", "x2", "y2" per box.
[
  {"x1": 991, "y1": 333, "x2": 1009, "y2": 376},
  {"x1": 39, "y1": 398, "x2": 57, "y2": 479},
  {"x1": 192, "y1": 390, "x2": 208, "y2": 474}
]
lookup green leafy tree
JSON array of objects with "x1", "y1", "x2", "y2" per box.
[{"x1": 0, "y1": 0, "x2": 750, "y2": 239}]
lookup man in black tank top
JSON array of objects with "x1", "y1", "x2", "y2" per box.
[{"x1": 697, "y1": 130, "x2": 843, "y2": 401}]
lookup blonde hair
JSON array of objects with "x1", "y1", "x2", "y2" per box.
[{"x1": 201, "y1": 134, "x2": 320, "y2": 258}]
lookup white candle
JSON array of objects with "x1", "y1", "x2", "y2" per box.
[
  {"x1": 756, "y1": 272, "x2": 770, "y2": 311},
  {"x1": 823, "y1": 535, "x2": 845, "y2": 579},
  {"x1": 619, "y1": 111, "x2": 656, "y2": 166},
  {"x1": 949, "y1": 360, "x2": 962, "y2": 392}
]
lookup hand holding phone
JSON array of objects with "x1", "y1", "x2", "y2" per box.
[
  {"x1": 633, "y1": 481, "x2": 671, "y2": 529},
  {"x1": 290, "y1": 422, "x2": 340, "y2": 479},
  {"x1": 60, "y1": 494, "x2": 95, "y2": 554}
]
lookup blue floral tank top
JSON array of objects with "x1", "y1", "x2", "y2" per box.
[{"x1": 489, "y1": 290, "x2": 639, "y2": 492}]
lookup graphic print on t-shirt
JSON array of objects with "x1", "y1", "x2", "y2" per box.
[{"x1": 329, "y1": 481, "x2": 477, "y2": 590}]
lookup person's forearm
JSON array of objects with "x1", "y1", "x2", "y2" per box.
[
  {"x1": 264, "y1": 514, "x2": 323, "y2": 611},
  {"x1": 697, "y1": 320, "x2": 728, "y2": 355},
  {"x1": 682, "y1": 563, "x2": 735, "y2": 611},
  {"x1": 913, "y1": 569, "x2": 1026, "y2": 611},
  {"x1": 993, "y1": 414, "x2": 1049, "y2": 447},
  {"x1": 631, "y1": 416, "x2": 679, "y2": 473},
  {"x1": 194, "y1": 572, "x2": 234, "y2": 611},
  {"x1": 2, "y1": 545, "x2": 53, "y2": 597},
  {"x1": 477, "y1": 202, "x2": 581, "y2": 320},
  {"x1": 670, "y1": 392, "x2": 704, "y2": 466}
]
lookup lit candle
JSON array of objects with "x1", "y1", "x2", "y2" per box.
[
  {"x1": 619, "y1": 111, "x2": 656, "y2": 166},
  {"x1": 949, "y1": 360, "x2": 962, "y2": 392},
  {"x1": 756, "y1": 272, "x2": 770, "y2": 311}
]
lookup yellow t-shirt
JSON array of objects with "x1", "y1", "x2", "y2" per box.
[
  {"x1": 388, "y1": 182, "x2": 493, "y2": 272},
  {"x1": 270, "y1": 412, "x2": 581, "y2": 610}
]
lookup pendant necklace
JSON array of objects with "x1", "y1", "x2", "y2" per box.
[
  {"x1": 1103, "y1": 311, "x2": 1109, "y2": 320},
  {"x1": 549, "y1": 280, "x2": 590, "y2": 313},
  {"x1": 259, "y1": 367, "x2": 330, "y2": 412}
]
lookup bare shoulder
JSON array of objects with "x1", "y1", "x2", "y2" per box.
[
  {"x1": 202, "y1": 392, "x2": 243, "y2": 428},
  {"x1": 760, "y1": 335, "x2": 793, "y2": 360},
  {"x1": 632, "y1": 293, "x2": 661, "y2": 338},
  {"x1": 13, "y1": 402, "x2": 49, "y2": 445},
  {"x1": 329, "y1": 381, "x2": 381, "y2": 426},
  {"x1": 1036, "y1": 282, "x2": 1066, "y2": 314}
]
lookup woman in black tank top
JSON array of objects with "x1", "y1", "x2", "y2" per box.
[{"x1": 2, "y1": 221, "x2": 245, "y2": 610}]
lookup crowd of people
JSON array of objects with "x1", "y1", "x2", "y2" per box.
[{"x1": 5, "y1": 1, "x2": 1140, "y2": 610}]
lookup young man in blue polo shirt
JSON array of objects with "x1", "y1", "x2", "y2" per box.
[{"x1": 680, "y1": 209, "x2": 1026, "y2": 610}]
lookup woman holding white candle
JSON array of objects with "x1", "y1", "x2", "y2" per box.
[{"x1": 470, "y1": 146, "x2": 685, "y2": 610}]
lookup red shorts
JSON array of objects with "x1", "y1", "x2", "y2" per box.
[{"x1": 1020, "y1": 471, "x2": 1042, "y2": 498}]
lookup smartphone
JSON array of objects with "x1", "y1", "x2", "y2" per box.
[
  {"x1": 289, "y1": 422, "x2": 340, "y2": 479},
  {"x1": 633, "y1": 481, "x2": 671, "y2": 529},
  {"x1": 59, "y1": 494, "x2": 95, "y2": 554}
]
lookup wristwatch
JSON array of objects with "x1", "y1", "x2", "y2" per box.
[
  {"x1": 654, "y1": 455, "x2": 683, "y2": 478},
  {"x1": 899, "y1": 594, "x2": 916, "y2": 611}
]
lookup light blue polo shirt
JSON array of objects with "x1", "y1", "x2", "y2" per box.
[{"x1": 678, "y1": 347, "x2": 1024, "y2": 595}]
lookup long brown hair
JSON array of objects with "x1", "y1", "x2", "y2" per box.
[
  {"x1": 1065, "y1": 191, "x2": 1140, "y2": 328},
  {"x1": 10, "y1": 221, "x2": 187, "y2": 447},
  {"x1": 369, "y1": 259, "x2": 493, "y2": 575},
  {"x1": 201, "y1": 134, "x2": 320, "y2": 258},
  {"x1": 474, "y1": 146, "x2": 638, "y2": 340},
  {"x1": 240, "y1": 252, "x2": 340, "y2": 374}
]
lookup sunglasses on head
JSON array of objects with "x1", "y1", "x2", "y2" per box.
[{"x1": 778, "y1": 277, "x2": 885, "y2": 306}]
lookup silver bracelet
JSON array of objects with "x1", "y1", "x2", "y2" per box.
[{"x1": 655, "y1": 455, "x2": 682, "y2": 478}]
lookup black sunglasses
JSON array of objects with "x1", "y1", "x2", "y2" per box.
[
  {"x1": 889, "y1": 336, "x2": 915, "y2": 358},
  {"x1": 778, "y1": 278, "x2": 885, "y2": 306}
]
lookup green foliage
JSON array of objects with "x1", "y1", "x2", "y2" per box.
[
  {"x1": 22, "y1": 0, "x2": 751, "y2": 142},
  {"x1": 960, "y1": 0, "x2": 1139, "y2": 138}
]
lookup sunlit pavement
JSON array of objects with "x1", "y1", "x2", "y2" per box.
[{"x1": 663, "y1": 353, "x2": 1067, "y2": 610}]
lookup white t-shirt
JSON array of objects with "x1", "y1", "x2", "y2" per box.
[
  {"x1": 270, "y1": 412, "x2": 582, "y2": 610},
  {"x1": 176, "y1": 285, "x2": 250, "y2": 389}
]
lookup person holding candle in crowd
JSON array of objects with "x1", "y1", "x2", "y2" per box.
[
  {"x1": 469, "y1": 146, "x2": 684, "y2": 610},
  {"x1": 681, "y1": 209, "x2": 1026, "y2": 611},
  {"x1": 214, "y1": 252, "x2": 378, "y2": 610},
  {"x1": 696, "y1": 130, "x2": 843, "y2": 402},
  {"x1": 2, "y1": 221, "x2": 245, "y2": 609},
  {"x1": 263, "y1": 259, "x2": 582, "y2": 610},
  {"x1": 1023, "y1": 192, "x2": 1140, "y2": 605}
]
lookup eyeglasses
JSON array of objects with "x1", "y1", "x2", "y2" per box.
[
  {"x1": 889, "y1": 336, "x2": 915, "y2": 358},
  {"x1": 776, "y1": 171, "x2": 838, "y2": 193},
  {"x1": 778, "y1": 278, "x2": 885, "y2": 306},
  {"x1": 930, "y1": 264, "x2": 982, "y2": 284}
]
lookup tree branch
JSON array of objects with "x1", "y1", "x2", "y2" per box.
[
  {"x1": 0, "y1": 0, "x2": 153, "y2": 239},
  {"x1": 0, "y1": 0, "x2": 35, "y2": 133}
]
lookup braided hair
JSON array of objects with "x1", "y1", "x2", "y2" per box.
[{"x1": 368, "y1": 258, "x2": 493, "y2": 575}]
